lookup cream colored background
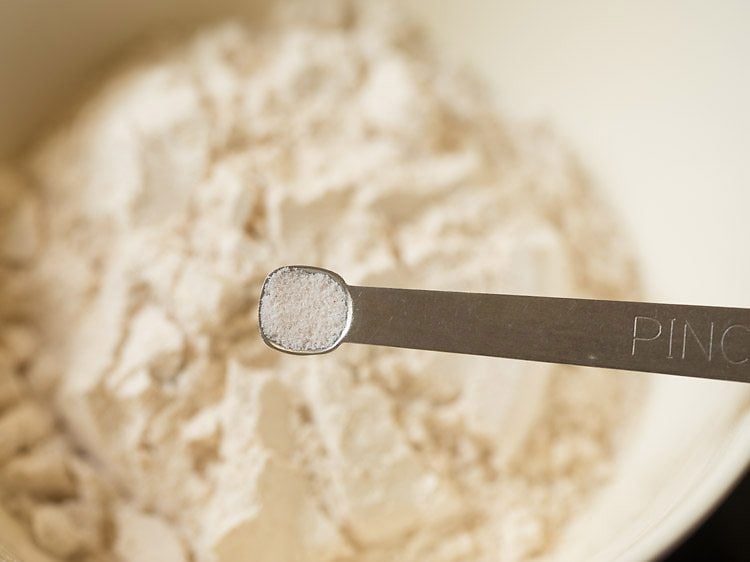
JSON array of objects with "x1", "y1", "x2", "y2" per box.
[
  {"x1": 1, "y1": 1, "x2": 749, "y2": 561},
  {"x1": 406, "y1": 0, "x2": 750, "y2": 308}
]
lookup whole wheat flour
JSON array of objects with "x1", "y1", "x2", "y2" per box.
[{"x1": 0, "y1": 1, "x2": 645, "y2": 560}]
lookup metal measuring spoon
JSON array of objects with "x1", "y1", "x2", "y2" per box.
[{"x1": 258, "y1": 265, "x2": 750, "y2": 383}]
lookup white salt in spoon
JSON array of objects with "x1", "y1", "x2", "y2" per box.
[{"x1": 258, "y1": 265, "x2": 750, "y2": 383}]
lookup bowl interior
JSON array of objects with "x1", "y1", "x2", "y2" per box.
[{"x1": 1, "y1": 1, "x2": 749, "y2": 560}]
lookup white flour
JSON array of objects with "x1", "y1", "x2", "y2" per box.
[{"x1": 0, "y1": 1, "x2": 645, "y2": 560}]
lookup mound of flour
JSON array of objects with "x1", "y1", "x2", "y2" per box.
[{"x1": 0, "y1": 1, "x2": 645, "y2": 560}]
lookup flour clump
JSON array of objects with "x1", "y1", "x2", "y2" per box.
[{"x1": 0, "y1": 1, "x2": 645, "y2": 560}]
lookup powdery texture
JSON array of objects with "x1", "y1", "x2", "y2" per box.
[
  {"x1": 0, "y1": 1, "x2": 645, "y2": 561},
  {"x1": 260, "y1": 267, "x2": 349, "y2": 352}
]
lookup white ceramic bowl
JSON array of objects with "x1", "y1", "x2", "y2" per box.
[{"x1": 1, "y1": 2, "x2": 749, "y2": 560}]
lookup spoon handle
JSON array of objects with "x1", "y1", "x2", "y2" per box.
[{"x1": 345, "y1": 286, "x2": 750, "y2": 383}]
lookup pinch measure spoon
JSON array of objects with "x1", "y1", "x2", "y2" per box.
[{"x1": 258, "y1": 266, "x2": 750, "y2": 383}]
